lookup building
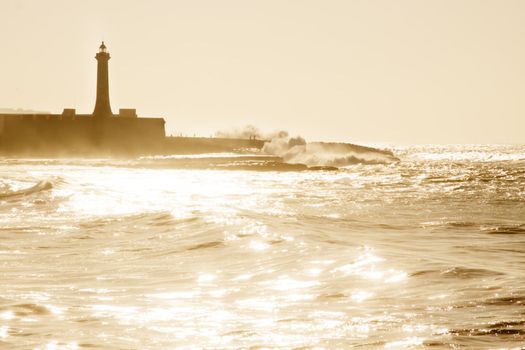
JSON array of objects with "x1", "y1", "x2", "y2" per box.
[{"x1": 0, "y1": 42, "x2": 166, "y2": 155}]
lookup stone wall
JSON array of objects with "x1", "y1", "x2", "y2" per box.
[{"x1": 0, "y1": 114, "x2": 166, "y2": 156}]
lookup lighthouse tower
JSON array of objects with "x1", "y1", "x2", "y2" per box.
[{"x1": 93, "y1": 42, "x2": 113, "y2": 117}]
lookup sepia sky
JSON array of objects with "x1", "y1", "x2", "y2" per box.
[{"x1": 1, "y1": 0, "x2": 524, "y2": 144}]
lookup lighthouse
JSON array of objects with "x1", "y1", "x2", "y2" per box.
[
  {"x1": 93, "y1": 41, "x2": 113, "y2": 117},
  {"x1": 0, "y1": 41, "x2": 166, "y2": 155}
]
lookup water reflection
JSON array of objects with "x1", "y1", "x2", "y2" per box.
[
  {"x1": 2, "y1": 146, "x2": 523, "y2": 348},
  {"x1": 66, "y1": 244, "x2": 412, "y2": 347},
  {"x1": 0, "y1": 325, "x2": 8, "y2": 338}
]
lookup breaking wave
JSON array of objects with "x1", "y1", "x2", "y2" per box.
[
  {"x1": 262, "y1": 136, "x2": 399, "y2": 166},
  {"x1": 0, "y1": 180, "x2": 53, "y2": 199},
  {"x1": 214, "y1": 125, "x2": 399, "y2": 166}
]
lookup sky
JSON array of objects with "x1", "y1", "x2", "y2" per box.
[{"x1": 1, "y1": 0, "x2": 524, "y2": 144}]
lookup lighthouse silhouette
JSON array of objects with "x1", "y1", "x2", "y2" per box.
[
  {"x1": 93, "y1": 41, "x2": 113, "y2": 117},
  {"x1": 0, "y1": 41, "x2": 167, "y2": 155}
]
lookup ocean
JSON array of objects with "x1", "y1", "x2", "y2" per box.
[{"x1": 0, "y1": 144, "x2": 524, "y2": 349}]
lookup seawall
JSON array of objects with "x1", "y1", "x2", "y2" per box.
[{"x1": 158, "y1": 137, "x2": 266, "y2": 155}]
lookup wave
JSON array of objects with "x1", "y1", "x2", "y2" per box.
[
  {"x1": 398, "y1": 144, "x2": 525, "y2": 162},
  {"x1": 481, "y1": 224, "x2": 525, "y2": 235},
  {"x1": 212, "y1": 125, "x2": 399, "y2": 166},
  {"x1": 0, "y1": 180, "x2": 52, "y2": 199},
  {"x1": 0, "y1": 303, "x2": 51, "y2": 316},
  {"x1": 439, "y1": 266, "x2": 504, "y2": 278},
  {"x1": 450, "y1": 327, "x2": 525, "y2": 336},
  {"x1": 135, "y1": 156, "x2": 307, "y2": 171},
  {"x1": 410, "y1": 266, "x2": 503, "y2": 278},
  {"x1": 484, "y1": 295, "x2": 525, "y2": 306},
  {"x1": 262, "y1": 137, "x2": 399, "y2": 166},
  {"x1": 422, "y1": 221, "x2": 525, "y2": 235},
  {"x1": 21, "y1": 156, "x2": 337, "y2": 172}
]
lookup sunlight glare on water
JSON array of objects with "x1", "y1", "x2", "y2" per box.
[{"x1": 0, "y1": 144, "x2": 524, "y2": 348}]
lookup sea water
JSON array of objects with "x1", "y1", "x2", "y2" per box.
[{"x1": 0, "y1": 144, "x2": 524, "y2": 349}]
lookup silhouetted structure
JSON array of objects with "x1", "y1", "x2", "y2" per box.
[
  {"x1": 0, "y1": 43, "x2": 165, "y2": 155},
  {"x1": 0, "y1": 43, "x2": 271, "y2": 156},
  {"x1": 93, "y1": 41, "x2": 113, "y2": 118}
]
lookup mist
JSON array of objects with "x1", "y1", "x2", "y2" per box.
[{"x1": 213, "y1": 126, "x2": 397, "y2": 166}]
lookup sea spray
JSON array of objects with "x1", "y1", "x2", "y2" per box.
[
  {"x1": 215, "y1": 125, "x2": 399, "y2": 166},
  {"x1": 262, "y1": 135, "x2": 399, "y2": 166},
  {"x1": 215, "y1": 125, "x2": 290, "y2": 141},
  {"x1": 0, "y1": 180, "x2": 53, "y2": 199}
]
